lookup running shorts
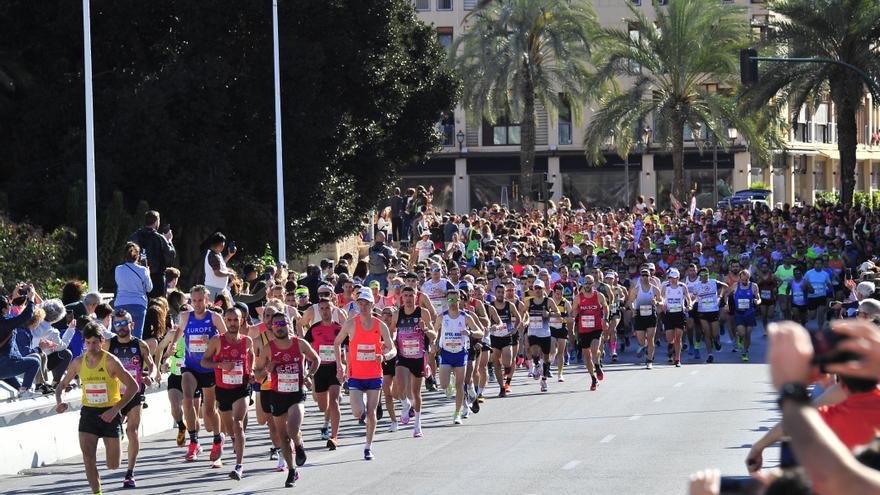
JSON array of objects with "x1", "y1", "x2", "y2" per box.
[
  {"x1": 382, "y1": 359, "x2": 396, "y2": 377},
  {"x1": 550, "y1": 327, "x2": 568, "y2": 340},
  {"x1": 271, "y1": 391, "x2": 305, "y2": 417},
  {"x1": 439, "y1": 349, "x2": 467, "y2": 368},
  {"x1": 215, "y1": 384, "x2": 249, "y2": 412},
  {"x1": 182, "y1": 368, "x2": 216, "y2": 392},
  {"x1": 662, "y1": 312, "x2": 686, "y2": 329},
  {"x1": 529, "y1": 336, "x2": 551, "y2": 355},
  {"x1": 79, "y1": 406, "x2": 122, "y2": 438},
  {"x1": 578, "y1": 330, "x2": 603, "y2": 349},
  {"x1": 698, "y1": 311, "x2": 719, "y2": 322},
  {"x1": 490, "y1": 335, "x2": 512, "y2": 350},
  {"x1": 314, "y1": 363, "x2": 341, "y2": 393},
  {"x1": 807, "y1": 296, "x2": 827, "y2": 310},
  {"x1": 395, "y1": 356, "x2": 425, "y2": 378},
  {"x1": 634, "y1": 315, "x2": 656, "y2": 331},
  {"x1": 348, "y1": 377, "x2": 383, "y2": 391}
]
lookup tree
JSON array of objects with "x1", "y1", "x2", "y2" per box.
[
  {"x1": 450, "y1": 0, "x2": 596, "y2": 207},
  {"x1": 742, "y1": 0, "x2": 880, "y2": 207},
  {"x1": 584, "y1": 0, "x2": 756, "y2": 203}
]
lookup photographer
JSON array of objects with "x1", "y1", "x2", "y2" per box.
[
  {"x1": 129, "y1": 210, "x2": 176, "y2": 299},
  {"x1": 0, "y1": 285, "x2": 43, "y2": 398}
]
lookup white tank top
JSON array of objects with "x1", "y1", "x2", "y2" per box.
[
  {"x1": 664, "y1": 284, "x2": 685, "y2": 313},
  {"x1": 439, "y1": 312, "x2": 468, "y2": 353},
  {"x1": 310, "y1": 303, "x2": 344, "y2": 326},
  {"x1": 204, "y1": 250, "x2": 228, "y2": 289},
  {"x1": 422, "y1": 278, "x2": 450, "y2": 314},
  {"x1": 696, "y1": 280, "x2": 720, "y2": 312}
]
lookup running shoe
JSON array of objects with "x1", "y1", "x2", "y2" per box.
[
  {"x1": 276, "y1": 457, "x2": 287, "y2": 471},
  {"x1": 453, "y1": 413, "x2": 462, "y2": 425},
  {"x1": 667, "y1": 353, "x2": 674, "y2": 364},
  {"x1": 319, "y1": 426, "x2": 330, "y2": 441},
  {"x1": 185, "y1": 442, "x2": 202, "y2": 462},
  {"x1": 504, "y1": 382, "x2": 511, "y2": 393},
  {"x1": 558, "y1": 374, "x2": 565, "y2": 383},
  {"x1": 359, "y1": 412, "x2": 366, "y2": 426},
  {"x1": 285, "y1": 468, "x2": 299, "y2": 487},
  {"x1": 528, "y1": 369, "x2": 535, "y2": 379},
  {"x1": 596, "y1": 363, "x2": 604, "y2": 381},
  {"x1": 477, "y1": 394, "x2": 485, "y2": 403},
  {"x1": 388, "y1": 421, "x2": 399, "y2": 432},
  {"x1": 400, "y1": 401, "x2": 412, "y2": 425},
  {"x1": 590, "y1": 377, "x2": 598, "y2": 391},
  {"x1": 674, "y1": 360, "x2": 681, "y2": 368},
  {"x1": 122, "y1": 475, "x2": 136, "y2": 488},
  {"x1": 540, "y1": 379, "x2": 548, "y2": 392},
  {"x1": 467, "y1": 386, "x2": 477, "y2": 404},
  {"x1": 741, "y1": 353, "x2": 750, "y2": 362},
  {"x1": 176, "y1": 427, "x2": 187, "y2": 448},
  {"x1": 413, "y1": 427, "x2": 423, "y2": 438},
  {"x1": 426, "y1": 376, "x2": 438, "y2": 392},
  {"x1": 706, "y1": 354, "x2": 715, "y2": 364},
  {"x1": 269, "y1": 447, "x2": 279, "y2": 460},
  {"x1": 211, "y1": 459, "x2": 223, "y2": 469},
  {"x1": 209, "y1": 435, "x2": 225, "y2": 462},
  {"x1": 714, "y1": 341, "x2": 722, "y2": 351},
  {"x1": 544, "y1": 367, "x2": 552, "y2": 379},
  {"x1": 611, "y1": 353, "x2": 618, "y2": 363},
  {"x1": 229, "y1": 465, "x2": 243, "y2": 481},
  {"x1": 646, "y1": 360, "x2": 653, "y2": 370},
  {"x1": 498, "y1": 388, "x2": 507, "y2": 398},
  {"x1": 294, "y1": 444, "x2": 307, "y2": 467},
  {"x1": 470, "y1": 398, "x2": 480, "y2": 414},
  {"x1": 327, "y1": 438, "x2": 338, "y2": 451},
  {"x1": 364, "y1": 448, "x2": 374, "y2": 460},
  {"x1": 636, "y1": 346, "x2": 646, "y2": 358},
  {"x1": 376, "y1": 402, "x2": 384, "y2": 421}
]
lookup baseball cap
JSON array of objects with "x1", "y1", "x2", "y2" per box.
[
  {"x1": 430, "y1": 265, "x2": 442, "y2": 273},
  {"x1": 856, "y1": 281, "x2": 876, "y2": 298},
  {"x1": 356, "y1": 288, "x2": 374, "y2": 303},
  {"x1": 533, "y1": 279, "x2": 545, "y2": 289},
  {"x1": 369, "y1": 280, "x2": 381, "y2": 289},
  {"x1": 421, "y1": 230, "x2": 430, "y2": 237},
  {"x1": 668, "y1": 268, "x2": 680, "y2": 278},
  {"x1": 458, "y1": 281, "x2": 473, "y2": 292},
  {"x1": 647, "y1": 263, "x2": 655, "y2": 270},
  {"x1": 295, "y1": 287, "x2": 309, "y2": 296},
  {"x1": 603, "y1": 272, "x2": 615, "y2": 279}
]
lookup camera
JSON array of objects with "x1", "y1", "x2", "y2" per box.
[
  {"x1": 721, "y1": 441, "x2": 796, "y2": 494},
  {"x1": 810, "y1": 321, "x2": 856, "y2": 367}
]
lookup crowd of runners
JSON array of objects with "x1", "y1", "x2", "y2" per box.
[{"x1": 3, "y1": 192, "x2": 880, "y2": 494}]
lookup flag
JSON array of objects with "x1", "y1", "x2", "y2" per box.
[
  {"x1": 670, "y1": 193, "x2": 683, "y2": 212},
  {"x1": 688, "y1": 195, "x2": 697, "y2": 219}
]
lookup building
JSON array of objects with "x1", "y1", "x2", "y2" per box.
[{"x1": 405, "y1": 0, "x2": 880, "y2": 213}]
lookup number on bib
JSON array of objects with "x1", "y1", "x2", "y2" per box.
[
  {"x1": 85, "y1": 383, "x2": 109, "y2": 404},
  {"x1": 276, "y1": 372, "x2": 300, "y2": 393},
  {"x1": 737, "y1": 298, "x2": 751, "y2": 310},
  {"x1": 319, "y1": 345, "x2": 336, "y2": 363},
  {"x1": 760, "y1": 290, "x2": 771, "y2": 300},
  {"x1": 401, "y1": 338, "x2": 422, "y2": 358},
  {"x1": 443, "y1": 333, "x2": 463, "y2": 353},
  {"x1": 639, "y1": 306, "x2": 653, "y2": 317},
  {"x1": 528, "y1": 315, "x2": 544, "y2": 331},
  {"x1": 667, "y1": 302, "x2": 682, "y2": 313},
  {"x1": 356, "y1": 343, "x2": 376, "y2": 362},
  {"x1": 222, "y1": 363, "x2": 244, "y2": 385},
  {"x1": 549, "y1": 316, "x2": 563, "y2": 328},
  {"x1": 580, "y1": 314, "x2": 596, "y2": 329},
  {"x1": 189, "y1": 335, "x2": 208, "y2": 354}
]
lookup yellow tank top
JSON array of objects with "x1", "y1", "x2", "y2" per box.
[{"x1": 80, "y1": 352, "x2": 122, "y2": 408}]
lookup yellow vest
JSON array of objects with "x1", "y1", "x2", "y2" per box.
[{"x1": 80, "y1": 351, "x2": 122, "y2": 408}]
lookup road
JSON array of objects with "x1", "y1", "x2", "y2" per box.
[{"x1": 0, "y1": 331, "x2": 780, "y2": 495}]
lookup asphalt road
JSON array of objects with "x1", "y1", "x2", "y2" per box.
[{"x1": 0, "y1": 329, "x2": 781, "y2": 495}]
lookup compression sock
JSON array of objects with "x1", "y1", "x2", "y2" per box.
[
  {"x1": 213, "y1": 433, "x2": 223, "y2": 444},
  {"x1": 176, "y1": 420, "x2": 185, "y2": 430},
  {"x1": 610, "y1": 340, "x2": 617, "y2": 354},
  {"x1": 189, "y1": 431, "x2": 199, "y2": 444}
]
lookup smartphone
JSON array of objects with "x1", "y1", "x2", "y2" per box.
[
  {"x1": 810, "y1": 321, "x2": 855, "y2": 367},
  {"x1": 66, "y1": 313, "x2": 75, "y2": 325},
  {"x1": 228, "y1": 241, "x2": 236, "y2": 252},
  {"x1": 719, "y1": 476, "x2": 762, "y2": 494}
]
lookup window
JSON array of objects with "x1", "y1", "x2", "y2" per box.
[
  {"x1": 414, "y1": 0, "x2": 430, "y2": 11},
  {"x1": 628, "y1": 24, "x2": 641, "y2": 74},
  {"x1": 814, "y1": 160, "x2": 827, "y2": 190},
  {"x1": 872, "y1": 162, "x2": 880, "y2": 190},
  {"x1": 439, "y1": 112, "x2": 455, "y2": 147},
  {"x1": 438, "y1": 0, "x2": 453, "y2": 10},
  {"x1": 816, "y1": 124, "x2": 828, "y2": 143},
  {"x1": 437, "y1": 27, "x2": 453, "y2": 54},
  {"x1": 630, "y1": 0, "x2": 641, "y2": 5},
  {"x1": 483, "y1": 118, "x2": 521, "y2": 146},
  {"x1": 463, "y1": 0, "x2": 476, "y2": 9},
  {"x1": 558, "y1": 98, "x2": 573, "y2": 145}
]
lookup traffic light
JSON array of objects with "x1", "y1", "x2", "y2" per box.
[{"x1": 740, "y1": 48, "x2": 758, "y2": 86}]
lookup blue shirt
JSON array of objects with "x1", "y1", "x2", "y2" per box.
[
  {"x1": 804, "y1": 269, "x2": 832, "y2": 298},
  {"x1": 114, "y1": 262, "x2": 153, "y2": 307}
]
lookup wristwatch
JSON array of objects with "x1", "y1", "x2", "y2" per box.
[{"x1": 777, "y1": 382, "x2": 810, "y2": 408}]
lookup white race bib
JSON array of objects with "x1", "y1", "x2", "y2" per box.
[
  {"x1": 760, "y1": 290, "x2": 771, "y2": 300},
  {"x1": 443, "y1": 333, "x2": 463, "y2": 353},
  {"x1": 319, "y1": 345, "x2": 336, "y2": 363},
  {"x1": 276, "y1": 372, "x2": 300, "y2": 393},
  {"x1": 401, "y1": 338, "x2": 422, "y2": 358},
  {"x1": 189, "y1": 335, "x2": 208, "y2": 354},
  {"x1": 549, "y1": 316, "x2": 563, "y2": 329},
  {"x1": 431, "y1": 299, "x2": 444, "y2": 311},
  {"x1": 737, "y1": 298, "x2": 751, "y2": 310},
  {"x1": 221, "y1": 362, "x2": 244, "y2": 385},
  {"x1": 580, "y1": 314, "x2": 596, "y2": 329},
  {"x1": 356, "y1": 343, "x2": 376, "y2": 362},
  {"x1": 667, "y1": 302, "x2": 682, "y2": 313},
  {"x1": 639, "y1": 306, "x2": 653, "y2": 317},
  {"x1": 528, "y1": 315, "x2": 544, "y2": 331},
  {"x1": 85, "y1": 383, "x2": 109, "y2": 404},
  {"x1": 700, "y1": 295, "x2": 716, "y2": 308},
  {"x1": 491, "y1": 324, "x2": 510, "y2": 337}
]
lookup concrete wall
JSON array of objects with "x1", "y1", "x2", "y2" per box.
[{"x1": 288, "y1": 234, "x2": 363, "y2": 273}]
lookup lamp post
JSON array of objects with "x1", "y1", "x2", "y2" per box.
[
  {"x1": 82, "y1": 0, "x2": 98, "y2": 291},
  {"x1": 457, "y1": 129, "x2": 465, "y2": 153},
  {"x1": 272, "y1": 0, "x2": 286, "y2": 262}
]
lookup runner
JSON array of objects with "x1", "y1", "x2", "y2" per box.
[
  {"x1": 488, "y1": 283, "x2": 521, "y2": 397},
  {"x1": 684, "y1": 264, "x2": 703, "y2": 360},
  {"x1": 163, "y1": 285, "x2": 228, "y2": 464},
  {"x1": 525, "y1": 279, "x2": 558, "y2": 392},
  {"x1": 106, "y1": 310, "x2": 157, "y2": 487},
  {"x1": 755, "y1": 261, "x2": 778, "y2": 333},
  {"x1": 378, "y1": 305, "x2": 398, "y2": 430},
  {"x1": 805, "y1": 257, "x2": 834, "y2": 328},
  {"x1": 200, "y1": 307, "x2": 255, "y2": 480},
  {"x1": 55, "y1": 321, "x2": 139, "y2": 495},
  {"x1": 602, "y1": 272, "x2": 622, "y2": 363},
  {"x1": 725, "y1": 269, "x2": 761, "y2": 361},
  {"x1": 627, "y1": 268, "x2": 661, "y2": 369},
  {"x1": 254, "y1": 313, "x2": 320, "y2": 487},
  {"x1": 434, "y1": 287, "x2": 484, "y2": 424},
  {"x1": 693, "y1": 267, "x2": 728, "y2": 363},
  {"x1": 303, "y1": 299, "x2": 343, "y2": 449},
  {"x1": 247, "y1": 299, "x2": 287, "y2": 470},
  {"x1": 774, "y1": 256, "x2": 796, "y2": 320},
  {"x1": 787, "y1": 266, "x2": 813, "y2": 325},
  {"x1": 420, "y1": 265, "x2": 451, "y2": 391},
  {"x1": 549, "y1": 281, "x2": 572, "y2": 380},
  {"x1": 334, "y1": 288, "x2": 397, "y2": 460},
  {"x1": 460, "y1": 281, "x2": 489, "y2": 414},
  {"x1": 162, "y1": 325, "x2": 190, "y2": 448},
  {"x1": 391, "y1": 286, "x2": 436, "y2": 437},
  {"x1": 572, "y1": 276, "x2": 608, "y2": 390},
  {"x1": 659, "y1": 269, "x2": 691, "y2": 367}
]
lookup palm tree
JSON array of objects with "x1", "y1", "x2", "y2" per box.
[
  {"x1": 584, "y1": 0, "x2": 756, "y2": 204},
  {"x1": 450, "y1": 0, "x2": 597, "y2": 206},
  {"x1": 743, "y1": 0, "x2": 880, "y2": 207}
]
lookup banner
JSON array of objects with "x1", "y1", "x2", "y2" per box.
[{"x1": 633, "y1": 219, "x2": 643, "y2": 249}]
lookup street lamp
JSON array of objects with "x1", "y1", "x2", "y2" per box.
[{"x1": 457, "y1": 130, "x2": 465, "y2": 152}]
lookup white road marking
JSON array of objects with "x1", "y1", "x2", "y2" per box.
[
  {"x1": 600, "y1": 434, "x2": 616, "y2": 443},
  {"x1": 654, "y1": 396, "x2": 665, "y2": 403},
  {"x1": 674, "y1": 382, "x2": 684, "y2": 388},
  {"x1": 628, "y1": 415, "x2": 642, "y2": 421},
  {"x1": 690, "y1": 370, "x2": 699, "y2": 375},
  {"x1": 562, "y1": 460, "x2": 582, "y2": 470}
]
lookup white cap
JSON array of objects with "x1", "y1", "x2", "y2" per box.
[
  {"x1": 856, "y1": 281, "x2": 876, "y2": 298},
  {"x1": 356, "y1": 288, "x2": 375, "y2": 303},
  {"x1": 647, "y1": 262, "x2": 655, "y2": 270},
  {"x1": 668, "y1": 268, "x2": 680, "y2": 278},
  {"x1": 859, "y1": 261, "x2": 875, "y2": 273},
  {"x1": 533, "y1": 279, "x2": 545, "y2": 289}
]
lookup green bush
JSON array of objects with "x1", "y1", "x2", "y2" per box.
[
  {"x1": 0, "y1": 212, "x2": 76, "y2": 296},
  {"x1": 748, "y1": 181, "x2": 770, "y2": 190},
  {"x1": 815, "y1": 191, "x2": 840, "y2": 206},
  {"x1": 854, "y1": 191, "x2": 874, "y2": 210}
]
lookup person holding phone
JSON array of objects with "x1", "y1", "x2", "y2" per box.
[
  {"x1": 114, "y1": 242, "x2": 153, "y2": 339},
  {"x1": 204, "y1": 232, "x2": 236, "y2": 301}
]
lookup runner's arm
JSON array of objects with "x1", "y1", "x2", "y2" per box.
[
  {"x1": 378, "y1": 320, "x2": 397, "y2": 362},
  {"x1": 165, "y1": 312, "x2": 189, "y2": 359},
  {"x1": 139, "y1": 339, "x2": 157, "y2": 383},
  {"x1": 54, "y1": 356, "x2": 83, "y2": 412},
  {"x1": 464, "y1": 314, "x2": 484, "y2": 340},
  {"x1": 199, "y1": 336, "x2": 222, "y2": 370}
]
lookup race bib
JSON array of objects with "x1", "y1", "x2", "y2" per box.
[
  {"x1": 356, "y1": 343, "x2": 376, "y2": 362},
  {"x1": 276, "y1": 372, "x2": 300, "y2": 393},
  {"x1": 580, "y1": 314, "x2": 596, "y2": 329},
  {"x1": 431, "y1": 299, "x2": 444, "y2": 312},
  {"x1": 492, "y1": 324, "x2": 510, "y2": 337},
  {"x1": 700, "y1": 295, "x2": 716, "y2": 308},
  {"x1": 760, "y1": 290, "x2": 772, "y2": 300},
  {"x1": 189, "y1": 335, "x2": 208, "y2": 354},
  {"x1": 221, "y1": 362, "x2": 244, "y2": 385},
  {"x1": 85, "y1": 383, "x2": 109, "y2": 404},
  {"x1": 549, "y1": 316, "x2": 563, "y2": 329},
  {"x1": 443, "y1": 333, "x2": 463, "y2": 353},
  {"x1": 639, "y1": 306, "x2": 653, "y2": 317},
  {"x1": 319, "y1": 345, "x2": 336, "y2": 363},
  {"x1": 737, "y1": 298, "x2": 751, "y2": 310},
  {"x1": 401, "y1": 338, "x2": 422, "y2": 358},
  {"x1": 609, "y1": 302, "x2": 619, "y2": 313},
  {"x1": 667, "y1": 302, "x2": 682, "y2": 313},
  {"x1": 528, "y1": 315, "x2": 544, "y2": 331}
]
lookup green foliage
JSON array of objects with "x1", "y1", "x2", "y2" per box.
[
  {"x1": 260, "y1": 244, "x2": 277, "y2": 270},
  {"x1": 749, "y1": 181, "x2": 770, "y2": 190},
  {"x1": 0, "y1": 212, "x2": 76, "y2": 294},
  {"x1": 0, "y1": 0, "x2": 457, "y2": 284},
  {"x1": 854, "y1": 191, "x2": 878, "y2": 210},
  {"x1": 815, "y1": 191, "x2": 840, "y2": 205}
]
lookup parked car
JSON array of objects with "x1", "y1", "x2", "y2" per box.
[{"x1": 716, "y1": 189, "x2": 771, "y2": 210}]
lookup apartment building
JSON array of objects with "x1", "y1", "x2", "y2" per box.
[{"x1": 404, "y1": 0, "x2": 880, "y2": 212}]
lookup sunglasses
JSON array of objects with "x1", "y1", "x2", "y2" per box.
[
  {"x1": 113, "y1": 320, "x2": 130, "y2": 327},
  {"x1": 447, "y1": 298, "x2": 459, "y2": 303},
  {"x1": 272, "y1": 321, "x2": 289, "y2": 328},
  {"x1": 297, "y1": 293, "x2": 309, "y2": 298}
]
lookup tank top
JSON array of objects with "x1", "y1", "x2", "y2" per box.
[
  {"x1": 527, "y1": 298, "x2": 551, "y2": 337},
  {"x1": 577, "y1": 291, "x2": 603, "y2": 333},
  {"x1": 422, "y1": 278, "x2": 451, "y2": 314},
  {"x1": 80, "y1": 351, "x2": 122, "y2": 408},
  {"x1": 685, "y1": 276, "x2": 701, "y2": 309},
  {"x1": 168, "y1": 337, "x2": 185, "y2": 376},
  {"x1": 395, "y1": 307, "x2": 426, "y2": 359},
  {"x1": 549, "y1": 299, "x2": 566, "y2": 330},
  {"x1": 791, "y1": 278, "x2": 807, "y2": 306},
  {"x1": 108, "y1": 337, "x2": 144, "y2": 396},
  {"x1": 349, "y1": 315, "x2": 383, "y2": 379},
  {"x1": 256, "y1": 323, "x2": 273, "y2": 391},
  {"x1": 491, "y1": 302, "x2": 514, "y2": 337},
  {"x1": 758, "y1": 275, "x2": 776, "y2": 301},
  {"x1": 214, "y1": 334, "x2": 251, "y2": 389},
  {"x1": 775, "y1": 265, "x2": 794, "y2": 295},
  {"x1": 664, "y1": 284, "x2": 685, "y2": 313},
  {"x1": 269, "y1": 338, "x2": 304, "y2": 394},
  {"x1": 184, "y1": 311, "x2": 218, "y2": 373},
  {"x1": 734, "y1": 282, "x2": 756, "y2": 314},
  {"x1": 306, "y1": 321, "x2": 341, "y2": 365},
  {"x1": 439, "y1": 311, "x2": 469, "y2": 353},
  {"x1": 608, "y1": 286, "x2": 624, "y2": 314},
  {"x1": 696, "y1": 280, "x2": 720, "y2": 312},
  {"x1": 635, "y1": 283, "x2": 655, "y2": 317}
]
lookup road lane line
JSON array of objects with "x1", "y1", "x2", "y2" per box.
[
  {"x1": 562, "y1": 460, "x2": 582, "y2": 470},
  {"x1": 674, "y1": 382, "x2": 684, "y2": 388},
  {"x1": 600, "y1": 434, "x2": 616, "y2": 443},
  {"x1": 628, "y1": 415, "x2": 642, "y2": 421},
  {"x1": 654, "y1": 396, "x2": 665, "y2": 402},
  {"x1": 690, "y1": 370, "x2": 699, "y2": 375}
]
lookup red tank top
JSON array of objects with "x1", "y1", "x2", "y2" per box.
[
  {"x1": 577, "y1": 291, "x2": 603, "y2": 332},
  {"x1": 214, "y1": 334, "x2": 251, "y2": 390},
  {"x1": 348, "y1": 315, "x2": 382, "y2": 380},
  {"x1": 306, "y1": 322, "x2": 341, "y2": 365},
  {"x1": 269, "y1": 338, "x2": 304, "y2": 395}
]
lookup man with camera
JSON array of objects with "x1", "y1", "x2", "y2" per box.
[{"x1": 129, "y1": 210, "x2": 176, "y2": 299}]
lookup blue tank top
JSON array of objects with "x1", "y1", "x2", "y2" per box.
[
  {"x1": 184, "y1": 311, "x2": 217, "y2": 373},
  {"x1": 791, "y1": 279, "x2": 807, "y2": 306},
  {"x1": 734, "y1": 283, "x2": 755, "y2": 314}
]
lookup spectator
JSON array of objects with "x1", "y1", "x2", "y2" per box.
[
  {"x1": 298, "y1": 265, "x2": 322, "y2": 304},
  {"x1": 31, "y1": 299, "x2": 73, "y2": 390},
  {"x1": 114, "y1": 241, "x2": 153, "y2": 339},
  {"x1": 366, "y1": 231, "x2": 394, "y2": 291},
  {"x1": 389, "y1": 187, "x2": 404, "y2": 245},
  {"x1": 164, "y1": 267, "x2": 181, "y2": 293},
  {"x1": 203, "y1": 231, "x2": 236, "y2": 300},
  {"x1": 129, "y1": 210, "x2": 176, "y2": 298},
  {"x1": 0, "y1": 287, "x2": 43, "y2": 399}
]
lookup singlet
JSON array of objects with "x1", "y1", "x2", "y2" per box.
[
  {"x1": 774, "y1": 265, "x2": 795, "y2": 295},
  {"x1": 80, "y1": 351, "x2": 121, "y2": 408},
  {"x1": 685, "y1": 276, "x2": 701, "y2": 310},
  {"x1": 395, "y1": 307, "x2": 426, "y2": 360},
  {"x1": 577, "y1": 291, "x2": 603, "y2": 333},
  {"x1": 305, "y1": 321, "x2": 341, "y2": 365},
  {"x1": 183, "y1": 311, "x2": 218, "y2": 373},
  {"x1": 269, "y1": 338, "x2": 304, "y2": 394},
  {"x1": 554, "y1": 280, "x2": 577, "y2": 302},
  {"x1": 757, "y1": 275, "x2": 776, "y2": 301},
  {"x1": 309, "y1": 303, "x2": 344, "y2": 326},
  {"x1": 168, "y1": 337, "x2": 185, "y2": 376},
  {"x1": 696, "y1": 279, "x2": 720, "y2": 312},
  {"x1": 108, "y1": 336, "x2": 144, "y2": 396},
  {"x1": 635, "y1": 283, "x2": 655, "y2": 317},
  {"x1": 422, "y1": 278, "x2": 452, "y2": 314},
  {"x1": 491, "y1": 301, "x2": 514, "y2": 337},
  {"x1": 664, "y1": 284, "x2": 685, "y2": 313},
  {"x1": 439, "y1": 311, "x2": 469, "y2": 353},
  {"x1": 790, "y1": 278, "x2": 807, "y2": 306},
  {"x1": 608, "y1": 286, "x2": 625, "y2": 315},
  {"x1": 805, "y1": 269, "x2": 830, "y2": 298},
  {"x1": 734, "y1": 283, "x2": 756, "y2": 314},
  {"x1": 527, "y1": 298, "x2": 551, "y2": 338},
  {"x1": 256, "y1": 323, "x2": 273, "y2": 391},
  {"x1": 349, "y1": 315, "x2": 383, "y2": 379},
  {"x1": 549, "y1": 299, "x2": 567, "y2": 330},
  {"x1": 214, "y1": 334, "x2": 251, "y2": 389}
]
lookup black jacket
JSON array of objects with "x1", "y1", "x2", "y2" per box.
[{"x1": 130, "y1": 227, "x2": 176, "y2": 276}]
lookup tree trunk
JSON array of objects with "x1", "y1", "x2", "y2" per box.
[
  {"x1": 671, "y1": 118, "x2": 686, "y2": 210},
  {"x1": 835, "y1": 95, "x2": 858, "y2": 207},
  {"x1": 520, "y1": 68, "x2": 536, "y2": 210}
]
